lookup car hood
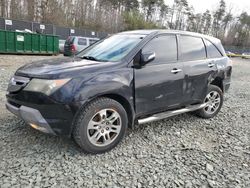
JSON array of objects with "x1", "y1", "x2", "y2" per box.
[{"x1": 15, "y1": 57, "x2": 118, "y2": 79}]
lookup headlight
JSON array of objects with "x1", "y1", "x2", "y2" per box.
[{"x1": 24, "y1": 78, "x2": 70, "y2": 95}]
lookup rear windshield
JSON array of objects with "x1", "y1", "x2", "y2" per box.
[
  {"x1": 65, "y1": 37, "x2": 75, "y2": 44},
  {"x1": 77, "y1": 34, "x2": 145, "y2": 62}
]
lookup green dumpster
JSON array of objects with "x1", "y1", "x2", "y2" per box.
[{"x1": 0, "y1": 29, "x2": 59, "y2": 55}]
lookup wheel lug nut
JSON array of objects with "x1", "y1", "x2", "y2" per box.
[
  {"x1": 101, "y1": 130, "x2": 104, "y2": 133},
  {"x1": 106, "y1": 127, "x2": 109, "y2": 130}
]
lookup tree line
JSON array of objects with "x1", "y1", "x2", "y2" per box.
[{"x1": 0, "y1": 0, "x2": 250, "y2": 47}]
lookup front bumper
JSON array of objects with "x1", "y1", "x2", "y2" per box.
[
  {"x1": 6, "y1": 89, "x2": 76, "y2": 136},
  {"x1": 6, "y1": 102, "x2": 56, "y2": 135}
]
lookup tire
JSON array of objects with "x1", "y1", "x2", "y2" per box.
[
  {"x1": 195, "y1": 85, "x2": 223, "y2": 119},
  {"x1": 73, "y1": 97, "x2": 128, "y2": 154}
]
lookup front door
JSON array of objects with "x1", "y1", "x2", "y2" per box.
[{"x1": 134, "y1": 34, "x2": 185, "y2": 116}]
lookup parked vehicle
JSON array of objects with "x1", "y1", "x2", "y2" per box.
[
  {"x1": 241, "y1": 52, "x2": 250, "y2": 59},
  {"x1": 225, "y1": 51, "x2": 236, "y2": 57},
  {"x1": 64, "y1": 36, "x2": 99, "y2": 56},
  {"x1": 59, "y1": 40, "x2": 66, "y2": 53},
  {"x1": 6, "y1": 30, "x2": 232, "y2": 154}
]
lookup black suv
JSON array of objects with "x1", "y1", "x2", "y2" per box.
[{"x1": 6, "y1": 30, "x2": 232, "y2": 154}]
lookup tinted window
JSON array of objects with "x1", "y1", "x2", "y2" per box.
[
  {"x1": 205, "y1": 39, "x2": 222, "y2": 58},
  {"x1": 78, "y1": 38, "x2": 87, "y2": 45},
  {"x1": 142, "y1": 35, "x2": 177, "y2": 64},
  {"x1": 180, "y1": 36, "x2": 206, "y2": 61}
]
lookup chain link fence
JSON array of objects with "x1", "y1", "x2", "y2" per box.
[{"x1": 0, "y1": 17, "x2": 108, "y2": 40}]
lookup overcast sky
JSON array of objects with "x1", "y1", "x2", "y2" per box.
[{"x1": 167, "y1": 0, "x2": 250, "y2": 15}]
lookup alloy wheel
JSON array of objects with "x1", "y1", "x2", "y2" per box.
[
  {"x1": 87, "y1": 109, "x2": 122, "y2": 147},
  {"x1": 204, "y1": 91, "x2": 221, "y2": 114}
]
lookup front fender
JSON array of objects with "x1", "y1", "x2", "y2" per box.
[
  {"x1": 73, "y1": 68, "x2": 134, "y2": 103},
  {"x1": 57, "y1": 68, "x2": 135, "y2": 135}
]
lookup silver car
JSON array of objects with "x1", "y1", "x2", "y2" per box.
[{"x1": 64, "y1": 36, "x2": 99, "y2": 56}]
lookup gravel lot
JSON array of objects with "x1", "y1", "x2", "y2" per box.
[{"x1": 0, "y1": 55, "x2": 249, "y2": 188}]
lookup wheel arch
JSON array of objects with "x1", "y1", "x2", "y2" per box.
[
  {"x1": 210, "y1": 77, "x2": 224, "y2": 92},
  {"x1": 100, "y1": 93, "x2": 135, "y2": 129},
  {"x1": 71, "y1": 93, "x2": 135, "y2": 136}
]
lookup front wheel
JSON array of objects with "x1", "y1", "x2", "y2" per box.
[
  {"x1": 73, "y1": 98, "x2": 128, "y2": 154},
  {"x1": 195, "y1": 85, "x2": 223, "y2": 119}
]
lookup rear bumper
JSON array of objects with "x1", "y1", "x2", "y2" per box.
[
  {"x1": 6, "y1": 102, "x2": 56, "y2": 135},
  {"x1": 63, "y1": 50, "x2": 74, "y2": 56}
]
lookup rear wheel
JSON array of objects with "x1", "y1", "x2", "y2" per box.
[
  {"x1": 196, "y1": 85, "x2": 223, "y2": 119},
  {"x1": 73, "y1": 98, "x2": 128, "y2": 154}
]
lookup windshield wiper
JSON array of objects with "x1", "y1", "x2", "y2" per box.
[
  {"x1": 81, "y1": 56, "x2": 99, "y2": 61},
  {"x1": 81, "y1": 56, "x2": 108, "y2": 62}
]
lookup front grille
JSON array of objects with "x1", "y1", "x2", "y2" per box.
[{"x1": 7, "y1": 76, "x2": 30, "y2": 93}]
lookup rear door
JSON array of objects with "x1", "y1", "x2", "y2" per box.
[
  {"x1": 134, "y1": 34, "x2": 185, "y2": 116},
  {"x1": 179, "y1": 35, "x2": 218, "y2": 104}
]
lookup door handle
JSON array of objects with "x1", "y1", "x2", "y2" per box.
[
  {"x1": 208, "y1": 63, "x2": 215, "y2": 68},
  {"x1": 171, "y1": 68, "x2": 182, "y2": 74}
]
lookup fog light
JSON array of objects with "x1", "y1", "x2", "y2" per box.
[{"x1": 30, "y1": 123, "x2": 48, "y2": 132}]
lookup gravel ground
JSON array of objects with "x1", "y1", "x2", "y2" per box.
[{"x1": 0, "y1": 55, "x2": 249, "y2": 188}]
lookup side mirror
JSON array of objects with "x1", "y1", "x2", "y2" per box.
[{"x1": 141, "y1": 51, "x2": 155, "y2": 66}]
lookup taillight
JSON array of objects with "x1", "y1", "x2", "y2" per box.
[{"x1": 71, "y1": 44, "x2": 76, "y2": 52}]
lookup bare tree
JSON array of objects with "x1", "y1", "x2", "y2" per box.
[
  {"x1": 0, "y1": 0, "x2": 249, "y2": 47},
  {"x1": 26, "y1": 0, "x2": 35, "y2": 21},
  {"x1": 0, "y1": 0, "x2": 6, "y2": 17}
]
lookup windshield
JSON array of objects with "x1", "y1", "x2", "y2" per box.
[{"x1": 77, "y1": 34, "x2": 145, "y2": 62}]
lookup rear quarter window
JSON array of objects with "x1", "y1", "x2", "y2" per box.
[
  {"x1": 205, "y1": 39, "x2": 223, "y2": 58},
  {"x1": 179, "y1": 35, "x2": 206, "y2": 61}
]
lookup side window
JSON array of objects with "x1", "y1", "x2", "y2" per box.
[
  {"x1": 179, "y1": 35, "x2": 206, "y2": 61},
  {"x1": 142, "y1": 35, "x2": 177, "y2": 64},
  {"x1": 78, "y1": 38, "x2": 87, "y2": 46},
  {"x1": 205, "y1": 39, "x2": 222, "y2": 58}
]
